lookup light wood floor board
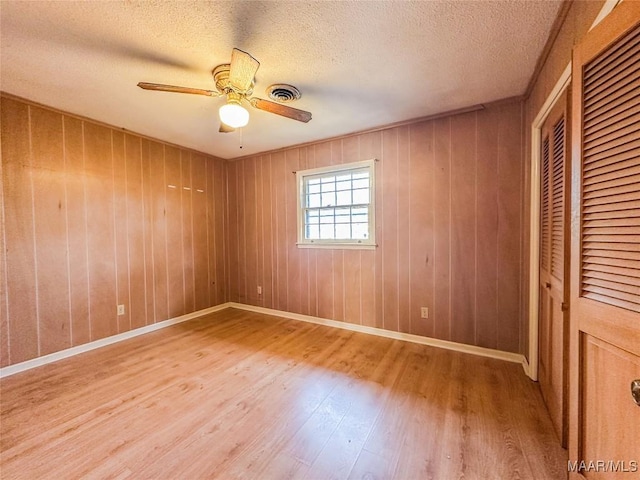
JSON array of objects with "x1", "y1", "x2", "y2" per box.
[{"x1": 0, "y1": 308, "x2": 566, "y2": 479}]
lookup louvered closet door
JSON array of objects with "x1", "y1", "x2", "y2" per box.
[
  {"x1": 538, "y1": 90, "x2": 569, "y2": 448},
  {"x1": 569, "y1": 3, "x2": 640, "y2": 479}
]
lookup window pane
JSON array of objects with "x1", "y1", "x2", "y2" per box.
[
  {"x1": 336, "y1": 174, "x2": 351, "y2": 182},
  {"x1": 352, "y1": 223, "x2": 368, "y2": 239},
  {"x1": 335, "y1": 208, "x2": 350, "y2": 223},
  {"x1": 306, "y1": 224, "x2": 320, "y2": 239},
  {"x1": 352, "y1": 188, "x2": 369, "y2": 204},
  {"x1": 308, "y1": 194, "x2": 320, "y2": 208},
  {"x1": 308, "y1": 178, "x2": 321, "y2": 186},
  {"x1": 321, "y1": 192, "x2": 335, "y2": 206},
  {"x1": 335, "y1": 224, "x2": 350, "y2": 239},
  {"x1": 320, "y1": 224, "x2": 334, "y2": 239},
  {"x1": 306, "y1": 210, "x2": 320, "y2": 224},
  {"x1": 336, "y1": 190, "x2": 351, "y2": 206},
  {"x1": 352, "y1": 171, "x2": 368, "y2": 179},
  {"x1": 336, "y1": 180, "x2": 351, "y2": 191},
  {"x1": 308, "y1": 184, "x2": 320, "y2": 194},
  {"x1": 322, "y1": 181, "x2": 336, "y2": 192},
  {"x1": 353, "y1": 178, "x2": 369, "y2": 189},
  {"x1": 320, "y1": 210, "x2": 334, "y2": 223}
]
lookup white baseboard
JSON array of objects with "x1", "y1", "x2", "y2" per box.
[
  {"x1": 228, "y1": 302, "x2": 526, "y2": 366},
  {"x1": 1, "y1": 301, "x2": 528, "y2": 379},
  {"x1": 0, "y1": 303, "x2": 230, "y2": 378}
]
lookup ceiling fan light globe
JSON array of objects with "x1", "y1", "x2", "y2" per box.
[{"x1": 219, "y1": 103, "x2": 249, "y2": 128}]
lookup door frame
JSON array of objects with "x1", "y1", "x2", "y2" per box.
[{"x1": 525, "y1": 0, "x2": 620, "y2": 381}]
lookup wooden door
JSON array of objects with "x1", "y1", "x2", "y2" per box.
[
  {"x1": 539, "y1": 90, "x2": 570, "y2": 447},
  {"x1": 569, "y1": 3, "x2": 640, "y2": 479}
]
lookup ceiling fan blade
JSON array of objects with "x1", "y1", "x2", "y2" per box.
[
  {"x1": 219, "y1": 123, "x2": 236, "y2": 133},
  {"x1": 229, "y1": 48, "x2": 260, "y2": 92},
  {"x1": 249, "y1": 98, "x2": 312, "y2": 123},
  {"x1": 137, "y1": 82, "x2": 220, "y2": 97}
]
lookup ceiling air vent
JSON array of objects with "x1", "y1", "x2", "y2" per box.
[{"x1": 266, "y1": 84, "x2": 301, "y2": 103}]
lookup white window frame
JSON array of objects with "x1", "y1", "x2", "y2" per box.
[{"x1": 296, "y1": 159, "x2": 377, "y2": 249}]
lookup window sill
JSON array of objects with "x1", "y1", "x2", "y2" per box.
[{"x1": 296, "y1": 242, "x2": 377, "y2": 250}]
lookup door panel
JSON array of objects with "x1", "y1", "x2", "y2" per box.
[
  {"x1": 570, "y1": 3, "x2": 640, "y2": 479},
  {"x1": 539, "y1": 90, "x2": 569, "y2": 447},
  {"x1": 580, "y1": 336, "x2": 640, "y2": 479}
]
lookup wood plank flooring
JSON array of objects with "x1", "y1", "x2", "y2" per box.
[{"x1": 0, "y1": 309, "x2": 567, "y2": 479}]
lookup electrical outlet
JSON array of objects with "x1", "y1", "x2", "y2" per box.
[
  {"x1": 117, "y1": 305, "x2": 125, "y2": 316},
  {"x1": 257, "y1": 286, "x2": 262, "y2": 295},
  {"x1": 420, "y1": 307, "x2": 429, "y2": 319}
]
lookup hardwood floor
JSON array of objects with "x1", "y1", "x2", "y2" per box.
[{"x1": 0, "y1": 309, "x2": 566, "y2": 479}]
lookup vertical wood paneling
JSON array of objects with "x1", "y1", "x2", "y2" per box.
[
  {"x1": 2, "y1": 98, "x2": 38, "y2": 363},
  {"x1": 228, "y1": 100, "x2": 525, "y2": 353},
  {"x1": 285, "y1": 150, "x2": 301, "y2": 315},
  {"x1": 2, "y1": 93, "x2": 525, "y2": 366},
  {"x1": 450, "y1": 112, "x2": 478, "y2": 346},
  {"x1": 213, "y1": 159, "x2": 226, "y2": 305},
  {"x1": 30, "y1": 106, "x2": 71, "y2": 354},
  {"x1": 63, "y1": 116, "x2": 91, "y2": 344},
  {"x1": 165, "y1": 146, "x2": 184, "y2": 318},
  {"x1": 125, "y1": 134, "x2": 146, "y2": 329},
  {"x1": 275, "y1": 151, "x2": 289, "y2": 310},
  {"x1": 409, "y1": 121, "x2": 434, "y2": 338},
  {"x1": 0, "y1": 122, "x2": 7, "y2": 367},
  {"x1": 237, "y1": 160, "x2": 248, "y2": 304},
  {"x1": 304, "y1": 148, "x2": 318, "y2": 317},
  {"x1": 191, "y1": 154, "x2": 208, "y2": 311},
  {"x1": 497, "y1": 103, "x2": 524, "y2": 353},
  {"x1": 112, "y1": 131, "x2": 130, "y2": 333},
  {"x1": 261, "y1": 155, "x2": 274, "y2": 309},
  {"x1": 254, "y1": 157, "x2": 264, "y2": 307},
  {"x1": 181, "y1": 151, "x2": 195, "y2": 313},
  {"x1": 216, "y1": 159, "x2": 227, "y2": 305},
  {"x1": 149, "y1": 141, "x2": 169, "y2": 323},
  {"x1": 382, "y1": 129, "x2": 399, "y2": 332},
  {"x1": 359, "y1": 132, "x2": 383, "y2": 329},
  {"x1": 84, "y1": 122, "x2": 118, "y2": 340},
  {"x1": 226, "y1": 161, "x2": 239, "y2": 303},
  {"x1": 141, "y1": 139, "x2": 155, "y2": 325},
  {"x1": 297, "y1": 151, "x2": 310, "y2": 316},
  {"x1": 1, "y1": 96, "x2": 227, "y2": 367},
  {"x1": 397, "y1": 126, "x2": 411, "y2": 334},
  {"x1": 206, "y1": 158, "x2": 215, "y2": 306},
  {"x1": 476, "y1": 108, "x2": 500, "y2": 349},
  {"x1": 245, "y1": 158, "x2": 258, "y2": 305},
  {"x1": 433, "y1": 117, "x2": 452, "y2": 341}
]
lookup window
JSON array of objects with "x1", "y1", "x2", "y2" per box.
[{"x1": 296, "y1": 159, "x2": 376, "y2": 249}]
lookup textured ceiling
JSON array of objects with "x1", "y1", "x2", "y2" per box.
[{"x1": 1, "y1": 1, "x2": 561, "y2": 159}]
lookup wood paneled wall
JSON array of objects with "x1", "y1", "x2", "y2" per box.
[
  {"x1": 226, "y1": 100, "x2": 525, "y2": 353},
  {"x1": 0, "y1": 95, "x2": 227, "y2": 367}
]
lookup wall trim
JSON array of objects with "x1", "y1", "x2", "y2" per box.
[
  {"x1": 228, "y1": 302, "x2": 526, "y2": 366},
  {"x1": 228, "y1": 96, "x2": 525, "y2": 163},
  {"x1": 0, "y1": 303, "x2": 230, "y2": 378},
  {"x1": 1, "y1": 301, "x2": 527, "y2": 379},
  {"x1": 0, "y1": 92, "x2": 227, "y2": 163},
  {"x1": 590, "y1": 0, "x2": 621, "y2": 31}
]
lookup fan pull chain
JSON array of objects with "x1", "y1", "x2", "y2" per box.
[{"x1": 239, "y1": 127, "x2": 244, "y2": 150}]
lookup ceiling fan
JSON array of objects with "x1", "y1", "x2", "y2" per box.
[{"x1": 137, "y1": 48, "x2": 312, "y2": 133}]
